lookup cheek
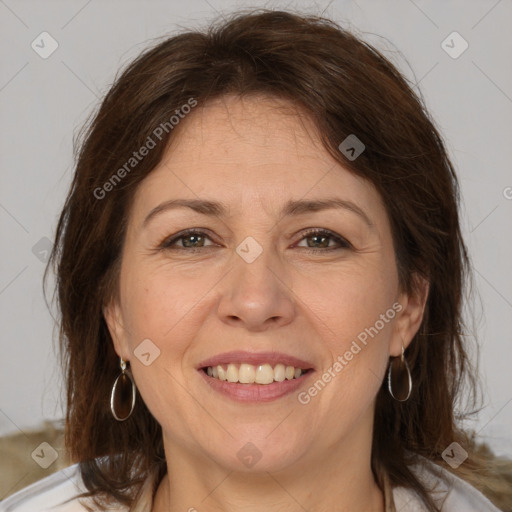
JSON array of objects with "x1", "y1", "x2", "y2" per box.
[
  {"x1": 298, "y1": 262, "x2": 398, "y2": 346},
  {"x1": 120, "y1": 262, "x2": 210, "y2": 344},
  {"x1": 304, "y1": 276, "x2": 396, "y2": 427},
  {"x1": 121, "y1": 267, "x2": 204, "y2": 430},
  {"x1": 296, "y1": 259, "x2": 398, "y2": 414}
]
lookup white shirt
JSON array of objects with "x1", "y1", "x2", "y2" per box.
[{"x1": 0, "y1": 457, "x2": 502, "y2": 511}]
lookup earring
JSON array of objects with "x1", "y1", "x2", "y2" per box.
[
  {"x1": 111, "y1": 358, "x2": 136, "y2": 421},
  {"x1": 387, "y1": 345, "x2": 412, "y2": 402}
]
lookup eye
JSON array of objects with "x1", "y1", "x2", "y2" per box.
[
  {"x1": 294, "y1": 228, "x2": 351, "y2": 252},
  {"x1": 159, "y1": 228, "x2": 351, "y2": 253},
  {"x1": 159, "y1": 229, "x2": 216, "y2": 250}
]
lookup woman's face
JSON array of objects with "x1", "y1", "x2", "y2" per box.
[{"x1": 105, "y1": 95, "x2": 425, "y2": 475}]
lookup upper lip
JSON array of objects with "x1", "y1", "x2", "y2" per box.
[{"x1": 197, "y1": 351, "x2": 315, "y2": 370}]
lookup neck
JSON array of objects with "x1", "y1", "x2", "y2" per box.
[
  {"x1": 153, "y1": 422, "x2": 384, "y2": 512},
  {"x1": 154, "y1": 466, "x2": 383, "y2": 512}
]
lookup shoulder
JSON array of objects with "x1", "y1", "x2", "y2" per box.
[
  {"x1": 392, "y1": 455, "x2": 503, "y2": 511},
  {"x1": 0, "y1": 464, "x2": 128, "y2": 512}
]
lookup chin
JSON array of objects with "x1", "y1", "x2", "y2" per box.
[{"x1": 206, "y1": 434, "x2": 309, "y2": 473}]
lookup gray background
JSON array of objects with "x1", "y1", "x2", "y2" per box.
[{"x1": 1, "y1": 0, "x2": 511, "y2": 458}]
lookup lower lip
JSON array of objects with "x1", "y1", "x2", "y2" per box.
[{"x1": 198, "y1": 369, "x2": 314, "y2": 402}]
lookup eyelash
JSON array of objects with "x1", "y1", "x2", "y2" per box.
[{"x1": 158, "y1": 228, "x2": 351, "y2": 254}]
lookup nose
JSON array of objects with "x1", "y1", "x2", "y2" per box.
[{"x1": 216, "y1": 243, "x2": 296, "y2": 332}]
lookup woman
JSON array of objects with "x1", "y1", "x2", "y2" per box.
[{"x1": 1, "y1": 9, "x2": 506, "y2": 512}]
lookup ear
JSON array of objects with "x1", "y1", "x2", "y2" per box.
[
  {"x1": 103, "y1": 299, "x2": 131, "y2": 361},
  {"x1": 390, "y1": 273, "x2": 430, "y2": 357}
]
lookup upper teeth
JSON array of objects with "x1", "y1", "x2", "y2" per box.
[{"x1": 206, "y1": 363, "x2": 304, "y2": 384}]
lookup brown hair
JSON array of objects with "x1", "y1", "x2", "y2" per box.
[{"x1": 44, "y1": 8, "x2": 496, "y2": 511}]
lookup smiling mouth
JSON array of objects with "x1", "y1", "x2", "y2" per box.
[{"x1": 201, "y1": 362, "x2": 313, "y2": 385}]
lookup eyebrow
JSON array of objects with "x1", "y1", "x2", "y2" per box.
[{"x1": 142, "y1": 197, "x2": 374, "y2": 229}]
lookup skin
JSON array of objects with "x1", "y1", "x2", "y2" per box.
[{"x1": 104, "y1": 94, "x2": 428, "y2": 512}]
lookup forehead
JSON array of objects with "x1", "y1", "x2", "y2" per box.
[
  {"x1": 166, "y1": 95, "x2": 330, "y2": 167},
  {"x1": 130, "y1": 94, "x2": 385, "y2": 223}
]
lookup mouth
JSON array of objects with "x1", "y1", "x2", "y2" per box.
[
  {"x1": 201, "y1": 363, "x2": 313, "y2": 384},
  {"x1": 197, "y1": 351, "x2": 315, "y2": 402}
]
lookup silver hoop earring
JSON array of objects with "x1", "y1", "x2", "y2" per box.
[
  {"x1": 387, "y1": 345, "x2": 412, "y2": 402},
  {"x1": 111, "y1": 358, "x2": 136, "y2": 421}
]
